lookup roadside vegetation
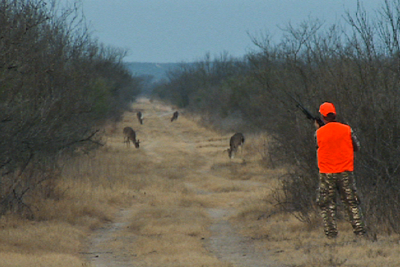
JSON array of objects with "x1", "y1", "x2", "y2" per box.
[
  {"x1": 152, "y1": 0, "x2": 400, "y2": 236},
  {"x1": 2, "y1": 0, "x2": 400, "y2": 266},
  {"x1": 0, "y1": 0, "x2": 141, "y2": 262}
]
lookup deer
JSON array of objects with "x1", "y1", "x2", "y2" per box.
[
  {"x1": 227, "y1": 133, "x2": 245, "y2": 159},
  {"x1": 123, "y1": 127, "x2": 140, "y2": 148},
  {"x1": 137, "y1": 111, "x2": 143, "y2": 125},
  {"x1": 171, "y1": 111, "x2": 179, "y2": 122}
]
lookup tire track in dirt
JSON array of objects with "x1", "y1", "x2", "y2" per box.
[
  {"x1": 147, "y1": 103, "x2": 274, "y2": 266},
  {"x1": 85, "y1": 98, "x2": 280, "y2": 267},
  {"x1": 207, "y1": 208, "x2": 273, "y2": 267},
  {"x1": 85, "y1": 208, "x2": 137, "y2": 267}
]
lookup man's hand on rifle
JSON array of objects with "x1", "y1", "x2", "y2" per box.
[{"x1": 314, "y1": 119, "x2": 321, "y2": 129}]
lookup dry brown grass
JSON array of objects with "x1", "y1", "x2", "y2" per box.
[
  {"x1": 231, "y1": 143, "x2": 400, "y2": 267},
  {"x1": 2, "y1": 98, "x2": 400, "y2": 267},
  {"x1": 0, "y1": 215, "x2": 86, "y2": 266},
  {"x1": 125, "y1": 206, "x2": 215, "y2": 266}
]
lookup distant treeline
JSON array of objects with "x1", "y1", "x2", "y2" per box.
[
  {"x1": 0, "y1": 0, "x2": 142, "y2": 216},
  {"x1": 125, "y1": 62, "x2": 194, "y2": 95},
  {"x1": 153, "y1": 1, "x2": 400, "y2": 234},
  {"x1": 125, "y1": 62, "x2": 183, "y2": 82}
]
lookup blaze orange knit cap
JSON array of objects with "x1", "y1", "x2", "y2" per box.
[{"x1": 319, "y1": 102, "x2": 336, "y2": 117}]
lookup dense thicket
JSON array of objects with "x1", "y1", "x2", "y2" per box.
[
  {"x1": 153, "y1": 53, "x2": 254, "y2": 131},
  {"x1": 153, "y1": 0, "x2": 400, "y2": 233},
  {"x1": 0, "y1": 0, "x2": 141, "y2": 216}
]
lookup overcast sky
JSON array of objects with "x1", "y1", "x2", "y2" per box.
[{"x1": 57, "y1": 0, "x2": 382, "y2": 63}]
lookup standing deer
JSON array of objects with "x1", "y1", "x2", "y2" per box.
[
  {"x1": 123, "y1": 127, "x2": 140, "y2": 148},
  {"x1": 227, "y1": 133, "x2": 245, "y2": 159},
  {"x1": 137, "y1": 111, "x2": 143, "y2": 125},
  {"x1": 171, "y1": 111, "x2": 179, "y2": 122}
]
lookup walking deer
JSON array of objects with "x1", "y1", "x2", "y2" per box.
[
  {"x1": 227, "y1": 133, "x2": 245, "y2": 159},
  {"x1": 123, "y1": 127, "x2": 140, "y2": 148},
  {"x1": 137, "y1": 111, "x2": 143, "y2": 125},
  {"x1": 171, "y1": 111, "x2": 179, "y2": 122}
]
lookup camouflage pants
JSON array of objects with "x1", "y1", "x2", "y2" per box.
[{"x1": 316, "y1": 171, "x2": 365, "y2": 238}]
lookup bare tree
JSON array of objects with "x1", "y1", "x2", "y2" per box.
[{"x1": 0, "y1": 0, "x2": 142, "y2": 216}]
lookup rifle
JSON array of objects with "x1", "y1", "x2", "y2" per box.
[{"x1": 288, "y1": 94, "x2": 325, "y2": 127}]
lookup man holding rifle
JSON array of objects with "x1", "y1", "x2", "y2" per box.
[{"x1": 314, "y1": 102, "x2": 366, "y2": 239}]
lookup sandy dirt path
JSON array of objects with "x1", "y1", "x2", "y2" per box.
[{"x1": 84, "y1": 98, "x2": 282, "y2": 267}]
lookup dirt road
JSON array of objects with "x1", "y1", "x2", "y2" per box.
[{"x1": 84, "y1": 98, "x2": 282, "y2": 267}]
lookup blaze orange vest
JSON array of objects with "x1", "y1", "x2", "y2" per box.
[{"x1": 316, "y1": 122, "x2": 354, "y2": 173}]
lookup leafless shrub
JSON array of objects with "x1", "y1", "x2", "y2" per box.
[
  {"x1": 0, "y1": 0, "x2": 142, "y2": 216},
  {"x1": 152, "y1": 0, "x2": 400, "y2": 234},
  {"x1": 248, "y1": 1, "x2": 400, "y2": 233}
]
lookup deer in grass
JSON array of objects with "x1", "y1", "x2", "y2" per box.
[
  {"x1": 171, "y1": 111, "x2": 179, "y2": 122},
  {"x1": 137, "y1": 111, "x2": 143, "y2": 125},
  {"x1": 227, "y1": 133, "x2": 245, "y2": 159},
  {"x1": 123, "y1": 127, "x2": 140, "y2": 148}
]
